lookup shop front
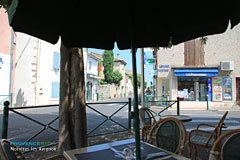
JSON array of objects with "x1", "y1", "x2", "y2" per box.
[{"x1": 174, "y1": 69, "x2": 219, "y2": 101}]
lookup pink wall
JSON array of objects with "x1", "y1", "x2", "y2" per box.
[
  {"x1": 0, "y1": 8, "x2": 17, "y2": 97},
  {"x1": 0, "y1": 8, "x2": 12, "y2": 55}
]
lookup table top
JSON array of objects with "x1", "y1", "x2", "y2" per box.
[
  {"x1": 160, "y1": 115, "x2": 192, "y2": 122},
  {"x1": 63, "y1": 138, "x2": 190, "y2": 160}
]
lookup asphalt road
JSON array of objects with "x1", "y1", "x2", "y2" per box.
[{"x1": 0, "y1": 97, "x2": 240, "y2": 146}]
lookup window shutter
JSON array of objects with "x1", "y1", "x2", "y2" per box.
[
  {"x1": 53, "y1": 52, "x2": 60, "y2": 70},
  {"x1": 51, "y1": 82, "x2": 60, "y2": 98}
]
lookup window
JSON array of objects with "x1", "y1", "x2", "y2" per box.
[
  {"x1": 51, "y1": 82, "x2": 60, "y2": 98},
  {"x1": 0, "y1": 58, "x2": 3, "y2": 69},
  {"x1": 89, "y1": 61, "x2": 92, "y2": 70},
  {"x1": 53, "y1": 52, "x2": 60, "y2": 70}
]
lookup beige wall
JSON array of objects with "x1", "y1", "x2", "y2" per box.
[
  {"x1": 156, "y1": 24, "x2": 240, "y2": 104},
  {"x1": 156, "y1": 43, "x2": 184, "y2": 100},
  {"x1": 204, "y1": 25, "x2": 240, "y2": 102}
]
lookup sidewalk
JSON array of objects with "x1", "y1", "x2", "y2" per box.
[{"x1": 150, "y1": 101, "x2": 240, "y2": 111}]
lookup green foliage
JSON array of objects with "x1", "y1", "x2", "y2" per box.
[
  {"x1": 149, "y1": 86, "x2": 153, "y2": 91},
  {"x1": 112, "y1": 71, "x2": 123, "y2": 85},
  {"x1": 99, "y1": 79, "x2": 108, "y2": 85},
  {"x1": 130, "y1": 74, "x2": 142, "y2": 88},
  {"x1": 200, "y1": 36, "x2": 208, "y2": 45},
  {"x1": 102, "y1": 50, "x2": 114, "y2": 83},
  {"x1": 144, "y1": 81, "x2": 147, "y2": 89},
  {"x1": 0, "y1": 0, "x2": 12, "y2": 9}
]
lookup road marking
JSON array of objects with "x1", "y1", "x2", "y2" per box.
[
  {"x1": 191, "y1": 119, "x2": 239, "y2": 124},
  {"x1": 178, "y1": 113, "x2": 222, "y2": 117},
  {"x1": 187, "y1": 125, "x2": 240, "y2": 132}
]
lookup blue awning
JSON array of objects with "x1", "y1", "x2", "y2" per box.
[{"x1": 174, "y1": 69, "x2": 218, "y2": 77}]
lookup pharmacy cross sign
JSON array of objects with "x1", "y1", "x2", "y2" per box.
[{"x1": 146, "y1": 58, "x2": 156, "y2": 64}]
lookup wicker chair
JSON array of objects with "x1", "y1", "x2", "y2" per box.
[
  {"x1": 0, "y1": 139, "x2": 65, "y2": 160},
  {"x1": 147, "y1": 117, "x2": 186, "y2": 154},
  {"x1": 209, "y1": 129, "x2": 240, "y2": 160},
  {"x1": 139, "y1": 107, "x2": 157, "y2": 142},
  {"x1": 188, "y1": 111, "x2": 228, "y2": 159}
]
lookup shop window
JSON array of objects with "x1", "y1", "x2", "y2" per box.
[{"x1": 178, "y1": 77, "x2": 207, "y2": 101}]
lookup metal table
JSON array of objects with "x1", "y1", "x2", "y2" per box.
[
  {"x1": 160, "y1": 115, "x2": 192, "y2": 122},
  {"x1": 64, "y1": 138, "x2": 190, "y2": 160}
]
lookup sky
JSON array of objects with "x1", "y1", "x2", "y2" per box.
[{"x1": 88, "y1": 43, "x2": 155, "y2": 86}]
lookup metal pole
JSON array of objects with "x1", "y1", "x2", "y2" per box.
[
  {"x1": 130, "y1": 6, "x2": 141, "y2": 159},
  {"x1": 131, "y1": 47, "x2": 141, "y2": 160},
  {"x1": 128, "y1": 98, "x2": 132, "y2": 132},
  {"x1": 141, "y1": 48, "x2": 145, "y2": 108},
  {"x1": 2, "y1": 101, "x2": 10, "y2": 139},
  {"x1": 177, "y1": 97, "x2": 180, "y2": 115}
]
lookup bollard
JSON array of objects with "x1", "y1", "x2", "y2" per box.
[
  {"x1": 128, "y1": 98, "x2": 132, "y2": 132},
  {"x1": 97, "y1": 93, "x2": 99, "y2": 101},
  {"x1": 207, "y1": 95, "x2": 209, "y2": 110},
  {"x1": 177, "y1": 97, "x2": 180, "y2": 116},
  {"x1": 2, "y1": 101, "x2": 10, "y2": 139}
]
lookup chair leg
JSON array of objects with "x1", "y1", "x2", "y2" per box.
[
  {"x1": 188, "y1": 142, "x2": 192, "y2": 159},
  {"x1": 141, "y1": 129, "x2": 145, "y2": 141},
  {"x1": 194, "y1": 145, "x2": 197, "y2": 159}
]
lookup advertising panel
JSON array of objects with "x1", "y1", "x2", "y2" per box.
[
  {"x1": 212, "y1": 77, "x2": 223, "y2": 101},
  {"x1": 207, "y1": 78, "x2": 212, "y2": 101},
  {"x1": 223, "y1": 77, "x2": 232, "y2": 100}
]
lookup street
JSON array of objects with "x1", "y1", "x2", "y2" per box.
[{"x1": 0, "y1": 97, "x2": 240, "y2": 145}]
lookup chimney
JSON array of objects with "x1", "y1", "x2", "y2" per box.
[{"x1": 117, "y1": 53, "x2": 119, "y2": 59}]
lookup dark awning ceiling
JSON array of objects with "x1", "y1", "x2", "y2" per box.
[{"x1": 7, "y1": 0, "x2": 240, "y2": 50}]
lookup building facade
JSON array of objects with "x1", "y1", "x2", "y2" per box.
[
  {"x1": 0, "y1": 8, "x2": 16, "y2": 108},
  {"x1": 13, "y1": 33, "x2": 61, "y2": 106},
  {"x1": 86, "y1": 52, "x2": 100, "y2": 101},
  {"x1": 156, "y1": 25, "x2": 240, "y2": 107},
  {"x1": 114, "y1": 54, "x2": 127, "y2": 97},
  {"x1": 125, "y1": 69, "x2": 133, "y2": 97},
  {"x1": 13, "y1": 34, "x2": 89, "y2": 106}
]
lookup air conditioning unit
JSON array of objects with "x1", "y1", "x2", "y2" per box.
[{"x1": 220, "y1": 61, "x2": 234, "y2": 71}]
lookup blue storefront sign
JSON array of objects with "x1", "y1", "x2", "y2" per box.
[
  {"x1": 207, "y1": 78, "x2": 212, "y2": 101},
  {"x1": 174, "y1": 69, "x2": 218, "y2": 77}
]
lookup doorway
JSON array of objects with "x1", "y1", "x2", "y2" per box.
[
  {"x1": 87, "y1": 81, "x2": 93, "y2": 101},
  {"x1": 237, "y1": 78, "x2": 240, "y2": 105}
]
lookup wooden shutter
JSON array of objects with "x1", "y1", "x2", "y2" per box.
[
  {"x1": 51, "y1": 82, "x2": 60, "y2": 98},
  {"x1": 53, "y1": 52, "x2": 60, "y2": 70},
  {"x1": 184, "y1": 39, "x2": 204, "y2": 66}
]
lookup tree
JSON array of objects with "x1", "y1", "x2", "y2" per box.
[
  {"x1": 58, "y1": 45, "x2": 88, "y2": 153},
  {"x1": 130, "y1": 74, "x2": 143, "y2": 88},
  {"x1": 112, "y1": 71, "x2": 123, "y2": 85},
  {"x1": 0, "y1": 0, "x2": 12, "y2": 9},
  {"x1": 102, "y1": 50, "x2": 114, "y2": 83}
]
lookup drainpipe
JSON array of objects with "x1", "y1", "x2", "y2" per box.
[{"x1": 8, "y1": 29, "x2": 14, "y2": 107}]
